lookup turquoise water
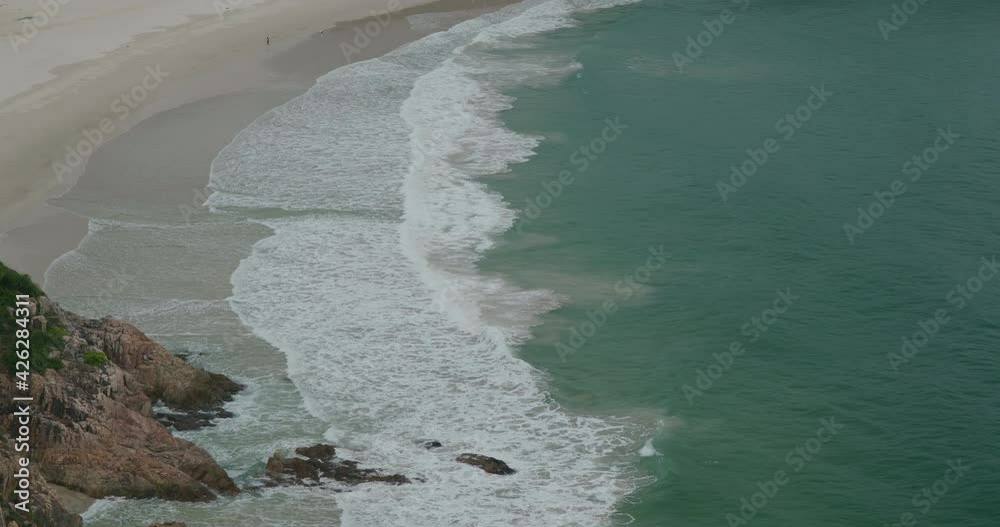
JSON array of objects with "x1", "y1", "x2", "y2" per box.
[
  {"x1": 487, "y1": 0, "x2": 1000, "y2": 525},
  {"x1": 48, "y1": 0, "x2": 999, "y2": 525}
]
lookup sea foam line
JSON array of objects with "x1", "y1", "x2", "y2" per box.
[{"x1": 206, "y1": 1, "x2": 649, "y2": 525}]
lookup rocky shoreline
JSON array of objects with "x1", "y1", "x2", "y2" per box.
[
  {"x1": 0, "y1": 265, "x2": 516, "y2": 527},
  {"x1": 0, "y1": 294, "x2": 242, "y2": 526}
]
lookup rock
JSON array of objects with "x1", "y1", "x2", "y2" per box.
[
  {"x1": 61, "y1": 337, "x2": 87, "y2": 360},
  {"x1": 265, "y1": 453, "x2": 287, "y2": 476},
  {"x1": 0, "y1": 310, "x2": 244, "y2": 527},
  {"x1": 263, "y1": 445, "x2": 409, "y2": 487},
  {"x1": 295, "y1": 444, "x2": 336, "y2": 459},
  {"x1": 156, "y1": 411, "x2": 213, "y2": 431},
  {"x1": 148, "y1": 523, "x2": 187, "y2": 527},
  {"x1": 264, "y1": 453, "x2": 318, "y2": 484},
  {"x1": 48, "y1": 483, "x2": 97, "y2": 515},
  {"x1": 456, "y1": 453, "x2": 516, "y2": 475},
  {"x1": 27, "y1": 300, "x2": 37, "y2": 317},
  {"x1": 156, "y1": 407, "x2": 234, "y2": 431},
  {"x1": 0, "y1": 439, "x2": 82, "y2": 527},
  {"x1": 61, "y1": 313, "x2": 243, "y2": 410},
  {"x1": 332, "y1": 460, "x2": 410, "y2": 486},
  {"x1": 2, "y1": 366, "x2": 240, "y2": 503},
  {"x1": 0, "y1": 285, "x2": 247, "y2": 526},
  {"x1": 38, "y1": 296, "x2": 55, "y2": 315},
  {"x1": 422, "y1": 440, "x2": 443, "y2": 449}
]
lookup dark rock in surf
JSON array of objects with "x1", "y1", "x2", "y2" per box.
[
  {"x1": 295, "y1": 444, "x2": 337, "y2": 459},
  {"x1": 456, "y1": 453, "x2": 516, "y2": 475},
  {"x1": 263, "y1": 444, "x2": 409, "y2": 487}
]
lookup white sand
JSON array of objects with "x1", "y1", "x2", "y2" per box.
[
  {"x1": 1, "y1": 0, "x2": 267, "y2": 101},
  {"x1": 0, "y1": 0, "x2": 430, "y2": 231}
]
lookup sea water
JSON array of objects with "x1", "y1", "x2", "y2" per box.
[{"x1": 52, "y1": 0, "x2": 1000, "y2": 525}]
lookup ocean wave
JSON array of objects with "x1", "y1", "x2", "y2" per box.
[{"x1": 208, "y1": 0, "x2": 647, "y2": 525}]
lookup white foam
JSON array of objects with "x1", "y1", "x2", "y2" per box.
[
  {"x1": 209, "y1": 0, "x2": 648, "y2": 525},
  {"x1": 638, "y1": 438, "x2": 661, "y2": 458}
]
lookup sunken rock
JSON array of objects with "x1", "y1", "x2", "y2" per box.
[
  {"x1": 422, "y1": 440, "x2": 443, "y2": 449},
  {"x1": 156, "y1": 407, "x2": 235, "y2": 431},
  {"x1": 265, "y1": 453, "x2": 288, "y2": 477},
  {"x1": 295, "y1": 444, "x2": 336, "y2": 459},
  {"x1": 264, "y1": 444, "x2": 409, "y2": 487},
  {"x1": 332, "y1": 460, "x2": 410, "y2": 486},
  {"x1": 156, "y1": 411, "x2": 214, "y2": 431},
  {"x1": 456, "y1": 453, "x2": 516, "y2": 475},
  {"x1": 148, "y1": 523, "x2": 188, "y2": 527},
  {"x1": 266, "y1": 453, "x2": 321, "y2": 483}
]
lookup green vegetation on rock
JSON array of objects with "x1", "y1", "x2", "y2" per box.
[
  {"x1": 0, "y1": 260, "x2": 65, "y2": 372},
  {"x1": 84, "y1": 350, "x2": 110, "y2": 367}
]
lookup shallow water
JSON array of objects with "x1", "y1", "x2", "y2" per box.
[{"x1": 48, "y1": 0, "x2": 1000, "y2": 525}]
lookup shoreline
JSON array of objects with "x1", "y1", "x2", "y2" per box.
[
  {"x1": 0, "y1": 0, "x2": 503, "y2": 283},
  {"x1": 9, "y1": 0, "x2": 516, "y2": 522}
]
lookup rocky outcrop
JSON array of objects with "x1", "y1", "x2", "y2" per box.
[
  {"x1": 456, "y1": 453, "x2": 516, "y2": 475},
  {"x1": 0, "y1": 440, "x2": 82, "y2": 527},
  {"x1": 263, "y1": 444, "x2": 410, "y2": 487},
  {"x1": 59, "y1": 308, "x2": 242, "y2": 410},
  {"x1": 17, "y1": 365, "x2": 239, "y2": 501},
  {"x1": 0, "y1": 295, "x2": 242, "y2": 526},
  {"x1": 156, "y1": 407, "x2": 235, "y2": 432}
]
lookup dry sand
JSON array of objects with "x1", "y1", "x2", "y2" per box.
[{"x1": 0, "y1": 0, "x2": 505, "y2": 282}]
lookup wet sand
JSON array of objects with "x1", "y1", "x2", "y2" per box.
[{"x1": 0, "y1": 0, "x2": 507, "y2": 283}]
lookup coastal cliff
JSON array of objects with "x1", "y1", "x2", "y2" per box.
[{"x1": 0, "y1": 262, "x2": 241, "y2": 527}]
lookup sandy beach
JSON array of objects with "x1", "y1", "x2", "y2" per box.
[{"x1": 0, "y1": 0, "x2": 500, "y2": 282}]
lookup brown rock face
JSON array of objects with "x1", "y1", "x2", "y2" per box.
[
  {"x1": 0, "y1": 298, "x2": 242, "y2": 526},
  {"x1": 0, "y1": 440, "x2": 82, "y2": 527},
  {"x1": 264, "y1": 444, "x2": 410, "y2": 487},
  {"x1": 295, "y1": 444, "x2": 336, "y2": 459},
  {"x1": 456, "y1": 453, "x2": 516, "y2": 475},
  {"x1": 63, "y1": 312, "x2": 242, "y2": 410},
  {"x1": 7, "y1": 366, "x2": 238, "y2": 502}
]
